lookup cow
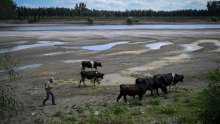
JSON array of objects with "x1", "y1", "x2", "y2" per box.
[
  {"x1": 153, "y1": 73, "x2": 184, "y2": 91},
  {"x1": 117, "y1": 84, "x2": 147, "y2": 102},
  {"x1": 81, "y1": 61, "x2": 102, "y2": 70},
  {"x1": 79, "y1": 71, "x2": 104, "y2": 88},
  {"x1": 135, "y1": 77, "x2": 168, "y2": 96}
]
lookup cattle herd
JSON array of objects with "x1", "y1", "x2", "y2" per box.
[{"x1": 79, "y1": 61, "x2": 184, "y2": 102}]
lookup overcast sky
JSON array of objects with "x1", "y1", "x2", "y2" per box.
[{"x1": 15, "y1": 0, "x2": 214, "y2": 11}]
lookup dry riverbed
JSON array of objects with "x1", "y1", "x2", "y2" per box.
[{"x1": 0, "y1": 29, "x2": 220, "y2": 123}]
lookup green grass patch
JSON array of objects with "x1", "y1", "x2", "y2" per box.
[
  {"x1": 78, "y1": 87, "x2": 101, "y2": 95},
  {"x1": 147, "y1": 98, "x2": 161, "y2": 105},
  {"x1": 204, "y1": 69, "x2": 220, "y2": 82},
  {"x1": 156, "y1": 104, "x2": 179, "y2": 115}
]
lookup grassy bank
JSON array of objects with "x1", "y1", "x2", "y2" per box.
[
  {"x1": 31, "y1": 69, "x2": 220, "y2": 124},
  {"x1": 1, "y1": 16, "x2": 220, "y2": 25}
]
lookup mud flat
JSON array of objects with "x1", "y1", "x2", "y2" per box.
[{"x1": 0, "y1": 28, "x2": 219, "y2": 123}]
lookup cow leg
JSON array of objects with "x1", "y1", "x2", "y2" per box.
[
  {"x1": 123, "y1": 95, "x2": 127, "y2": 102},
  {"x1": 139, "y1": 95, "x2": 143, "y2": 101},
  {"x1": 117, "y1": 94, "x2": 123, "y2": 102},
  {"x1": 175, "y1": 84, "x2": 177, "y2": 92},
  {"x1": 82, "y1": 78, "x2": 86, "y2": 87},
  {"x1": 169, "y1": 85, "x2": 171, "y2": 91},
  {"x1": 150, "y1": 89, "x2": 153, "y2": 96},
  {"x1": 79, "y1": 79, "x2": 82, "y2": 88},
  {"x1": 156, "y1": 89, "x2": 160, "y2": 96},
  {"x1": 93, "y1": 78, "x2": 96, "y2": 86}
]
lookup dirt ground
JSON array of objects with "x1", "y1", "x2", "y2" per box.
[{"x1": 0, "y1": 28, "x2": 220, "y2": 123}]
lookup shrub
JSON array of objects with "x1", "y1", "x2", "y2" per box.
[
  {"x1": 127, "y1": 17, "x2": 135, "y2": 24},
  {"x1": 87, "y1": 18, "x2": 94, "y2": 24},
  {"x1": 197, "y1": 69, "x2": 220, "y2": 124},
  {"x1": 0, "y1": 52, "x2": 21, "y2": 81},
  {"x1": 0, "y1": 82, "x2": 22, "y2": 121},
  {"x1": 211, "y1": 17, "x2": 218, "y2": 22},
  {"x1": 204, "y1": 68, "x2": 220, "y2": 82},
  {"x1": 28, "y1": 19, "x2": 39, "y2": 23},
  {"x1": 197, "y1": 84, "x2": 220, "y2": 123},
  {"x1": 127, "y1": 17, "x2": 139, "y2": 24}
]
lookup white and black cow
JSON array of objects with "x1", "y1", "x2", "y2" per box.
[
  {"x1": 81, "y1": 61, "x2": 102, "y2": 70},
  {"x1": 153, "y1": 73, "x2": 184, "y2": 91},
  {"x1": 79, "y1": 71, "x2": 104, "y2": 88}
]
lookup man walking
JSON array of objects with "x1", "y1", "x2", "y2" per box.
[{"x1": 43, "y1": 77, "x2": 56, "y2": 106}]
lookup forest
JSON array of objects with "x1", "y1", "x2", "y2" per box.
[{"x1": 0, "y1": 0, "x2": 220, "y2": 19}]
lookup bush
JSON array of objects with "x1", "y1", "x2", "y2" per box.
[
  {"x1": 87, "y1": 18, "x2": 94, "y2": 24},
  {"x1": 0, "y1": 52, "x2": 21, "y2": 81},
  {"x1": 197, "y1": 69, "x2": 220, "y2": 124},
  {"x1": 204, "y1": 68, "x2": 220, "y2": 82},
  {"x1": 127, "y1": 17, "x2": 135, "y2": 24},
  {"x1": 211, "y1": 17, "x2": 218, "y2": 22},
  {"x1": 127, "y1": 17, "x2": 139, "y2": 24},
  {"x1": 197, "y1": 84, "x2": 220, "y2": 123},
  {"x1": 0, "y1": 82, "x2": 22, "y2": 121},
  {"x1": 28, "y1": 19, "x2": 39, "y2": 23}
]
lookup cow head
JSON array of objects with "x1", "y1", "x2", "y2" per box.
[
  {"x1": 100, "y1": 73, "x2": 104, "y2": 79},
  {"x1": 178, "y1": 74, "x2": 184, "y2": 82},
  {"x1": 98, "y1": 62, "x2": 102, "y2": 67}
]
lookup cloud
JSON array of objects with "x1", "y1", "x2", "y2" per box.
[
  {"x1": 53, "y1": 0, "x2": 126, "y2": 10},
  {"x1": 20, "y1": 3, "x2": 37, "y2": 8}
]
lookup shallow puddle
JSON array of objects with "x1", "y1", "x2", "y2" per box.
[
  {"x1": 178, "y1": 53, "x2": 191, "y2": 58},
  {"x1": 0, "y1": 41, "x2": 28, "y2": 46},
  {"x1": 146, "y1": 41, "x2": 174, "y2": 50},
  {"x1": 0, "y1": 41, "x2": 64, "y2": 53},
  {"x1": 62, "y1": 59, "x2": 87, "y2": 63},
  {"x1": 181, "y1": 43, "x2": 203, "y2": 51},
  {"x1": 16, "y1": 64, "x2": 42, "y2": 71},
  {"x1": 42, "y1": 51, "x2": 75, "y2": 56},
  {"x1": 81, "y1": 41, "x2": 128, "y2": 51}
]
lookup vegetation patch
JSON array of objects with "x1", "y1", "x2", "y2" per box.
[
  {"x1": 0, "y1": 52, "x2": 21, "y2": 81},
  {"x1": 196, "y1": 69, "x2": 220, "y2": 124},
  {"x1": 0, "y1": 82, "x2": 23, "y2": 121}
]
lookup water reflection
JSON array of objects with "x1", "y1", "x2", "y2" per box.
[
  {"x1": 81, "y1": 41, "x2": 128, "y2": 51},
  {"x1": 146, "y1": 41, "x2": 174, "y2": 50},
  {"x1": 178, "y1": 53, "x2": 191, "y2": 58},
  {"x1": 1, "y1": 24, "x2": 220, "y2": 31},
  {"x1": 0, "y1": 41, "x2": 64, "y2": 53},
  {"x1": 181, "y1": 43, "x2": 203, "y2": 51},
  {"x1": 62, "y1": 59, "x2": 87, "y2": 63},
  {"x1": 16, "y1": 64, "x2": 42, "y2": 71}
]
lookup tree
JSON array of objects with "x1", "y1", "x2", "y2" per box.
[
  {"x1": 0, "y1": 0, "x2": 16, "y2": 19},
  {"x1": 75, "y1": 2, "x2": 87, "y2": 16},
  {"x1": 207, "y1": 1, "x2": 220, "y2": 16},
  {"x1": 0, "y1": 52, "x2": 21, "y2": 81}
]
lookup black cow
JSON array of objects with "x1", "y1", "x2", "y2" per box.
[
  {"x1": 135, "y1": 77, "x2": 167, "y2": 96},
  {"x1": 79, "y1": 71, "x2": 104, "y2": 88},
  {"x1": 117, "y1": 84, "x2": 147, "y2": 102},
  {"x1": 153, "y1": 73, "x2": 184, "y2": 91},
  {"x1": 81, "y1": 61, "x2": 102, "y2": 70}
]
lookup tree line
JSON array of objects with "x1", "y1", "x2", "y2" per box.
[{"x1": 0, "y1": 0, "x2": 220, "y2": 19}]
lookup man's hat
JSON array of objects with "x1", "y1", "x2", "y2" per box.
[{"x1": 50, "y1": 77, "x2": 54, "y2": 81}]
